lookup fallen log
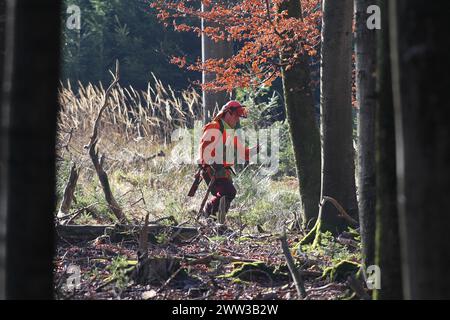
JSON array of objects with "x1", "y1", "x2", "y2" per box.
[{"x1": 56, "y1": 224, "x2": 199, "y2": 243}]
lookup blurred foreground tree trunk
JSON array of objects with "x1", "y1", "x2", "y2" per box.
[
  {"x1": 0, "y1": 0, "x2": 6, "y2": 299},
  {"x1": 390, "y1": 0, "x2": 450, "y2": 300},
  {"x1": 320, "y1": 0, "x2": 358, "y2": 234},
  {"x1": 0, "y1": 0, "x2": 5, "y2": 102},
  {"x1": 0, "y1": 0, "x2": 60, "y2": 299},
  {"x1": 374, "y1": 0, "x2": 403, "y2": 300}
]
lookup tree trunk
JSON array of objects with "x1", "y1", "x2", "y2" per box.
[
  {"x1": 0, "y1": 0, "x2": 60, "y2": 299},
  {"x1": 355, "y1": 0, "x2": 377, "y2": 269},
  {"x1": 0, "y1": 0, "x2": 7, "y2": 299},
  {"x1": 390, "y1": 0, "x2": 450, "y2": 300},
  {"x1": 373, "y1": 0, "x2": 403, "y2": 300},
  {"x1": 280, "y1": 0, "x2": 321, "y2": 226},
  {"x1": 320, "y1": 0, "x2": 358, "y2": 234},
  {"x1": 201, "y1": 1, "x2": 234, "y2": 123},
  {"x1": 0, "y1": 0, "x2": 5, "y2": 102}
]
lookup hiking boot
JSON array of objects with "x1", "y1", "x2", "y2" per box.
[{"x1": 204, "y1": 202, "x2": 219, "y2": 221}]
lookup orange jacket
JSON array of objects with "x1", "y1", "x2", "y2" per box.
[{"x1": 198, "y1": 119, "x2": 251, "y2": 178}]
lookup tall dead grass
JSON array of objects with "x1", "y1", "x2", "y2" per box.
[{"x1": 58, "y1": 73, "x2": 202, "y2": 144}]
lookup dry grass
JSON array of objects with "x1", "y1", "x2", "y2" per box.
[{"x1": 58, "y1": 73, "x2": 202, "y2": 145}]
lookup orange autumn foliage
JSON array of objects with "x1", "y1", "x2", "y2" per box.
[{"x1": 150, "y1": 0, "x2": 321, "y2": 92}]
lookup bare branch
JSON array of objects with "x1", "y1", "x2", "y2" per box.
[{"x1": 278, "y1": 230, "x2": 307, "y2": 299}]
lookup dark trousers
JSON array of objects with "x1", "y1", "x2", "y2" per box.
[{"x1": 203, "y1": 176, "x2": 237, "y2": 216}]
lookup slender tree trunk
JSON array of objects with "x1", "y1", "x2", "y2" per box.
[
  {"x1": 373, "y1": 0, "x2": 403, "y2": 300},
  {"x1": 0, "y1": 0, "x2": 60, "y2": 299},
  {"x1": 0, "y1": 0, "x2": 6, "y2": 300},
  {"x1": 280, "y1": 0, "x2": 321, "y2": 226},
  {"x1": 201, "y1": 1, "x2": 233, "y2": 123},
  {"x1": 0, "y1": 0, "x2": 5, "y2": 99},
  {"x1": 320, "y1": 0, "x2": 358, "y2": 234},
  {"x1": 355, "y1": 0, "x2": 377, "y2": 269},
  {"x1": 390, "y1": 0, "x2": 450, "y2": 300}
]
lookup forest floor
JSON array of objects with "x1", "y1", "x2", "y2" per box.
[{"x1": 54, "y1": 221, "x2": 352, "y2": 300}]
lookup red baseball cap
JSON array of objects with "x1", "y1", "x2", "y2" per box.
[{"x1": 216, "y1": 100, "x2": 248, "y2": 119}]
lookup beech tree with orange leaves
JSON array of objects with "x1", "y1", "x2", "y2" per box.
[
  {"x1": 151, "y1": 0, "x2": 322, "y2": 225},
  {"x1": 151, "y1": 0, "x2": 321, "y2": 91}
]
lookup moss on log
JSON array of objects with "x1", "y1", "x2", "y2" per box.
[{"x1": 322, "y1": 260, "x2": 360, "y2": 282}]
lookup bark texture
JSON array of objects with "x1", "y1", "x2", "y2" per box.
[
  {"x1": 320, "y1": 0, "x2": 358, "y2": 234},
  {"x1": 0, "y1": 0, "x2": 60, "y2": 299},
  {"x1": 280, "y1": 0, "x2": 321, "y2": 226},
  {"x1": 355, "y1": 0, "x2": 377, "y2": 269},
  {"x1": 0, "y1": 0, "x2": 6, "y2": 299},
  {"x1": 374, "y1": 0, "x2": 403, "y2": 300},
  {"x1": 390, "y1": 0, "x2": 450, "y2": 300}
]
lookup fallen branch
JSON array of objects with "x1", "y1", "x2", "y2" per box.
[
  {"x1": 186, "y1": 254, "x2": 258, "y2": 266},
  {"x1": 55, "y1": 224, "x2": 199, "y2": 243},
  {"x1": 322, "y1": 196, "x2": 358, "y2": 226},
  {"x1": 307, "y1": 282, "x2": 346, "y2": 292},
  {"x1": 279, "y1": 231, "x2": 307, "y2": 299},
  {"x1": 156, "y1": 267, "x2": 183, "y2": 294},
  {"x1": 337, "y1": 235, "x2": 360, "y2": 249},
  {"x1": 65, "y1": 203, "x2": 98, "y2": 225},
  {"x1": 300, "y1": 270, "x2": 323, "y2": 278}
]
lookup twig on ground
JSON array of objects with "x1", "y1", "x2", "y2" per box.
[
  {"x1": 278, "y1": 230, "x2": 307, "y2": 299},
  {"x1": 186, "y1": 253, "x2": 257, "y2": 266},
  {"x1": 156, "y1": 267, "x2": 183, "y2": 294}
]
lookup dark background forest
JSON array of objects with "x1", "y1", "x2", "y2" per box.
[{"x1": 61, "y1": 0, "x2": 201, "y2": 91}]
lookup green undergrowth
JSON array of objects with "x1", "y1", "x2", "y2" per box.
[{"x1": 295, "y1": 229, "x2": 362, "y2": 284}]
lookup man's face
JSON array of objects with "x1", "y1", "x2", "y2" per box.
[{"x1": 224, "y1": 110, "x2": 240, "y2": 127}]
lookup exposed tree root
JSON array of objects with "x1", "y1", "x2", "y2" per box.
[{"x1": 299, "y1": 196, "x2": 359, "y2": 248}]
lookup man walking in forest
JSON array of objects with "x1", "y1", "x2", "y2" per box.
[{"x1": 197, "y1": 101, "x2": 259, "y2": 220}]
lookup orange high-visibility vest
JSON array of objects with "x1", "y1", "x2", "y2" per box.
[{"x1": 198, "y1": 119, "x2": 250, "y2": 179}]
